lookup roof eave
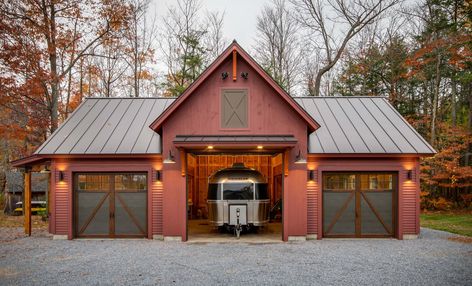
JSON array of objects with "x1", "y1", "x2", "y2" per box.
[
  {"x1": 10, "y1": 155, "x2": 47, "y2": 168},
  {"x1": 308, "y1": 153, "x2": 436, "y2": 158}
]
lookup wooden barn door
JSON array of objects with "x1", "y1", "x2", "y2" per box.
[
  {"x1": 322, "y1": 173, "x2": 396, "y2": 238},
  {"x1": 74, "y1": 173, "x2": 147, "y2": 238}
]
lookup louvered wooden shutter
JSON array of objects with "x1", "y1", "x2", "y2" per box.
[{"x1": 221, "y1": 90, "x2": 248, "y2": 128}]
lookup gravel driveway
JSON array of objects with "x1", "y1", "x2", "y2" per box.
[{"x1": 0, "y1": 228, "x2": 470, "y2": 285}]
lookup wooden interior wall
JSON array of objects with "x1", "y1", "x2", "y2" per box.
[{"x1": 187, "y1": 154, "x2": 282, "y2": 219}]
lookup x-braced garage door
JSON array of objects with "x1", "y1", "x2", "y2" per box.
[
  {"x1": 74, "y1": 173, "x2": 147, "y2": 238},
  {"x1": 322, "y1": 172, "x2": 396, "y2": 238}
]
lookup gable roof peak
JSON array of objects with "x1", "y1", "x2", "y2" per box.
[{"x1": 149, "y1": 41, "x2": 320, "y2": 132}]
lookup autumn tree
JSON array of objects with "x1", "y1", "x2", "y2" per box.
[
  {"x1": 1, "y1": 0, "x2": 128, "y2": 133},
  {"x1": 122, "y1": 0, "x2": 159, "y2": 97},
  {"x1": 160, "y1": 0, "x2": 228, "y2": 97},
  {"x1": 254, "y1": 0, "x2": 304, "y2": 94},
  {"x1": 291, "y1": 0, "x2": 399, "y2": 96}
]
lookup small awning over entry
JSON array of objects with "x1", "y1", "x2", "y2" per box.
[{"x1": 173, "y1": 135, "x2": 297, "y2": 148}]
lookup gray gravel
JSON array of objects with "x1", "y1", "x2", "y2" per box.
[{"x1": 0, "y1": 228, "x2": 471, "y2": 285}]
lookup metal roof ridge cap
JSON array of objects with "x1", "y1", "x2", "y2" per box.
[
  {"x1": 295, "y1": 96, "x2": 389, "y2": 98},
  {"x1": 82, "y1": 96, "x2": 175, "y2": 99}
]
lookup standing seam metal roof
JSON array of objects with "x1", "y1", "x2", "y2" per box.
[
  {"x1": 34, "y1": 97, "x2": 175, "y2": 155},
  {"x1": 294, "y1": 97, "x2": 436, "y2": 154},
  {"x1": 34, "y1": 96, "x2": 435, "y2": 155}
]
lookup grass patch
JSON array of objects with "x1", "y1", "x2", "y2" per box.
[{"x1": 420, "y1": 211, "x2": 472, "y2": 237}]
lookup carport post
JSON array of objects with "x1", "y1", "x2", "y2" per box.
[{"x1": 24, "y1": 167, "x2": 32, "y2": 236}]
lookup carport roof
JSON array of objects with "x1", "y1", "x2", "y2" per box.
[{"x1": 294, "y1": 96, "x2": 436, "y2": 155}]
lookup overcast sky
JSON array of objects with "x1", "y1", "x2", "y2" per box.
[{"x1": 151, "y1": 0, "x2": 270, "y2": 51}]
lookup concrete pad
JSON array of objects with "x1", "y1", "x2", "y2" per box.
[{"x1": 187, "y1": 219, "x2": 283, "y2": 243}]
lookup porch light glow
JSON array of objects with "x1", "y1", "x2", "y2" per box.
[
  {"x1": 257, "y1": 145, "x2": 263, "y2": 149},
  {"x1": 163, "y1": 150, "x2": 176, "y2": 164},
  {"x1": 207, "y1": 145, "x2": 214, "y2": 150},
  {"x1": 294, "y1": 150, "x2": 307, "y2": 164}
]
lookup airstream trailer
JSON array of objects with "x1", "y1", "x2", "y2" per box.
[{"x1": 207, "y1": 163, "x2": 270, "y2": 237}]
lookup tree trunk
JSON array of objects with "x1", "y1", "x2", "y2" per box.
[
  {"x1": 49, "y1": 4, "x2": 59, "y2": 133},
  {"x1": 430, "y1": 53, "x2": 441, "y2": 145},
  {"x1": 468, "y1": 81, "x2": 472, "y2": 133},
  {"x1": 451, "y1": 76, "x2": 457, "y2": 127}
]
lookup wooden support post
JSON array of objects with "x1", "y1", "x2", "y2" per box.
[
  {"x1": 46, "y1": 170, "x2": 51, "y2": 218},
  {"x1": 24, "y1": 168, "x2": 32, "y2": 236},
  {"x1": 180, "y1": 149, "x2": 186, "y2": 177},
  {"x1": 284, "y1": 150, "x2": 289, "y2": 177},
  {"x1": 232, "y1": 50, "x2": 237, "y2": 81}
]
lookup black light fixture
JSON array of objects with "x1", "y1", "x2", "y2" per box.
[
  {"x1": 308, "y1": 170, "x2": 315, "y2": 181},
  {"x1": 59, "y1": 171, "x2": 65, "y2": 182},
  {"x1": 241, "y1": 72, "x2": 248, "y2": 79},
  {"x1": 163, "y1": 150, "x2": 176, "y2": 164},
  {"x1": 294, "y1": 150, "x2": 307, "y2": 164},
  {"x1": 221, "y1": 72, "x2": 229, "y2": 80},
  {"x1": 407, "y1": 170, "x2": 413, "y2": 180},
  {"x1": 156, "y1": 170, "x2": 162, "y2": 181}
]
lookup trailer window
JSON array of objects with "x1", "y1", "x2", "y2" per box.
[
  {"x1": 223, "y1": 183, "x2": 253, "y2": 200},
  {"x1": 208, "y1": 184, "x2": 221, "y2": 200},
  {"x1": 255, "y1": 184, "x2": 268, "y2": 200}
]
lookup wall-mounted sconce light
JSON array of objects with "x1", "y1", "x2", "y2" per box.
[
  {"x1": 221, "y1": 72, "x2": 229, "y2": 80},
  {"x1": 294, "y1": 150, "x2": 307, "y2": 164},
  {"x1": 407, "y1": 170, "x2": 413, "y2": 180},
  {"x1": 163, "y1": 150, "x2": 176, "y2": 164},
  {"x1": 308, "y1": 170, "x2": 315, "y2": 181},
  {"x1": 59, "y1": 171, "x2": 65, "y2": 182},
  {"x1": 241, "y1": 72, "x2": 248, "y2": 79},
  {"x1": 40, "y1": 165, "x2": 51, "y2": 174},
  {"x1": 156, "y1": 170, "x2": 162, "y2": 181}
]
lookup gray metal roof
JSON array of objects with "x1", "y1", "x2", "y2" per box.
[
  {"x1": 34, "y1": 96, "x2": 434, "y2": 156},
  {"x1": 174, "y1": 135, "x2": 297, "y2": 143},
  {"x1": 35, "y1": 97, "x2": 175, "y2": 155},
  {"x1": 294, "y1": 96, "x2": 436, "y2": 154}
]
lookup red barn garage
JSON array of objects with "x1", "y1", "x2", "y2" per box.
[{"x1": 13, "y1": 42, "x2": 435, "y2": 241}]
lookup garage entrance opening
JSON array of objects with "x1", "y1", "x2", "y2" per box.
[
  {"x1": 322, "y1": 172, "x2": 397, "y2": 238},
  {"x1": 74, "y1": 173, "x2": 147, "y2": 238},
  {"x1": 186, "y1": 153, "x2": 283, "y2": 242}
]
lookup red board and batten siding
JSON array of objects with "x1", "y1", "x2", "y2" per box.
[
  {"x1": 151, "y1": 169, "x2": 164, "y2": 236},
  {"x1": 49, "y1": 158, "x2": 162, "y2": 239},
  {"x1": 306, "y1": 156, "x2": 420, "y2": 239},
  {"x1": 160, "y1": 55, "x2": 309, "y2": 241}
]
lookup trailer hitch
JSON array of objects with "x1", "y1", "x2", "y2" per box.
[{"x1": 235, "y1": 208, "x2": 241, "y2": 239}]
